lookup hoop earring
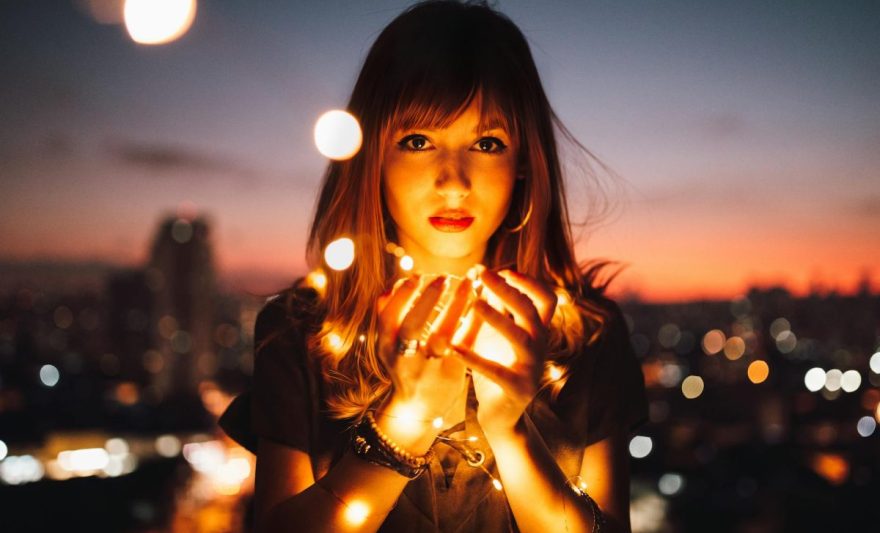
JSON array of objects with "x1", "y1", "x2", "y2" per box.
[{"x1": 507, "y1": 198, "x2": 533, "y2": 233}]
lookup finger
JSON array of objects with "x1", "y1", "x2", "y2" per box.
[
  {"x1": 480, "y1": 271, "x2": 541, "y2": 338},
  {"x1": 398, "y1": 275, "x2": 447, "y2": 342},
  {"x1": 426, "y1": 278, "x2": 474, "y2": 356},
  {"x1": 378, "y1": 276, "x2": 421, "y2": 337},
  {"x1": 377, "y1": 276, "x2": 411, "y2": 314},
  {"x1": 473, "y1": 300, "x2": 532, "y2": 357},
  {"x1": 449, "y1": 344, "x2": 518, "y2": 386},
  {"x1": 497, "y1": 270, "x2": 557, "y2": 326}
]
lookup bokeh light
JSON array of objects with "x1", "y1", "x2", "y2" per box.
[
  {"x1": 39, "y1": 364, "x2": 60, "y2": 387},
  {"x1": 344, "y1": 500, "x2": 370, "y2": 525},
  {"x1": 723, "y1": 336, "x2": 745, "y2": 360},
  {"x1": 775, "y1": 330, "x2": 797, "y2": 353},
  {"x1": 657, "y1": 323, "x2": 681, "y2": 349},
  {"x1": 856, "y1": 416, "x2": 876, "y2": 437},
  {"x1": 324, "y1": 237, "x2": 355, "y2": 271},
  {"x1": 629, "y1": 435, "x2": 653, "y2": 458},
  {"x1": 124, "y1": 0, "x2": 197, "y2": 45},
  {"x1": 658, "y1": 473, "x2": 684, "y2": 496},
  {"x1": 155, "y1": 434, "x2": 182, "y2": 457},
  {"x1": 399, "y1": 255, "x2": 414, "y2": 271},
  {"x1": 314, "y1": 110, "x2": 363, "y2": 160},
  {"x1": 804, "y1": 367, "x2": 826, "y2": 392},
  {"x1": 840, "y1": 370, "x2": 861, "y2": 393},
  {"x1": 681, "y1": 375, "x2": 704, "y2": 399},
  {"x1": 0, "y1": 439, "x2": 7, "y2": 461},
  {"x1": 769, "y1": 317, "x2": 791, "y2": 340},
  {"x1": 701, "y1": 329, "x2": 726, "y2": 355},
  {"x1": 747, "y1": 360, "x2": 770, "y2": 384},
  {"x1": 869, "y1": 352, "x2": 880, "y2": 374},
  {"x1": 824, "y1": 369, "x2": 843, "y2": 392}
]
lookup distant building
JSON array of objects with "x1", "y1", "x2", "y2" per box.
[{"x1": 146, "y1": 216, "x2": 217, "y2": 400}]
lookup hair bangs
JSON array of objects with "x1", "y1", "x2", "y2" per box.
[{"x1": 387, "y1": 81, "x2": 518, "y2": 141}]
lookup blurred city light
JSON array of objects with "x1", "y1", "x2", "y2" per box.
[
  {"x1": 658, "y1": 473, "x2": 684, "y2": 496},
  {"x1": 723, "y1": 336, "x2": 745, "y2": 360},
  {"x1": 775, "y1": 330, "x2": 797, "y2": 353},
  {"x1": 856, "y1": 416, "x2": 876, "y2": 437},
  {"x1": 681, "y1": 375, "x2": 704, "y2": 399},
  {"x1": 824, "y1": 369, "x2": 843, "y2": 392},
  {"x1": 840, "y1": 370, "x2": 861, "y2": 393},
  {"x1": 39, "y1": 364, "x2": 60, "y2": 387},
  {"x1": 124, "y1": 0, "x2": 197, "y2": 45},
  {"x1": 804, "y1": 367, "x2": 826, "y2": 392},
  {"x1": 155, "y1": 434, "x2": 182, "y2": 457},
  {"x1": 314, "y1": 110, "x2": 363, "y2": 160},
  {"x1": 869, "y1": 352, "x2": 880, "y2": 374},
  {"x1": 701, "y1": 329, "x2": 725, "y2": 355},
  {"x1": 657, "y1": 323, "x2": 681, "y2": 349},
  {"x1": 769, "y1": 317, "x2": 791, "y2": 340},
  {"x1": 629, "y1": 435, "x2": 653, "y2": 458},
  {"x1": 747, "y1": 360, "x2": 770, "y2": 384},
  {"x1": 0, "y1": 455, "x2": 45, "y2": 485}
]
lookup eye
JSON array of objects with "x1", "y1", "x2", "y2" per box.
[
  {"x1": 397, "y1": 134, "x2": 433, "y2": 151},
  {"x1": 473, "y1": 137, "x2": 507, "y2": 154}
]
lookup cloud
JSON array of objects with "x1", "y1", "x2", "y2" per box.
[{"x1": 107, "y1": 140, "x2": 258, "y2": 181}]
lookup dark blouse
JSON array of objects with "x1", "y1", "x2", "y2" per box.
[{"x1": 219, "y1": 289, "x2": 648, "y2": 532}]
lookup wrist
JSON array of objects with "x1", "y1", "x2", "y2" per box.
[{"x1": 374, "y1": 398, "x2": 441, "y2": 455}]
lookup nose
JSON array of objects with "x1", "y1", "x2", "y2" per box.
[{"x1": 435, "y1": 154, "x2": 470, "y2": 201}]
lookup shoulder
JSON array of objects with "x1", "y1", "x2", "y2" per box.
[{"x1": 254, "y1": 280, "x2": 324, "y2": 349}]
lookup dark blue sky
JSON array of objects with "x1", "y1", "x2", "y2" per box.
[{"x1": 1, "y1": 0, "x2": 878, "y2": 300}]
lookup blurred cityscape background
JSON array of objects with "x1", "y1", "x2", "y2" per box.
[{"x1": 1, "y1": 1, "x2": 877, "y2": 532}]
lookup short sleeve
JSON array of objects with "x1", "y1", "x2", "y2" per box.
[
  {"x1": 548, "y1": 298, "x2": 648, "y2": 448},
  {"x1": 582, "y1": 301, "x2": 649, "y2": 445},
  {"x1": 218, "y1": 296, "x2": 314, "y2": 454}
]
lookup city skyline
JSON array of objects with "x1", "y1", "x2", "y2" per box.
[{"x1": 1, "y1": 0, "x2": 878, "y2": 302}]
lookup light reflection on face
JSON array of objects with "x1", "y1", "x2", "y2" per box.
[{"x1": 382, "y1": 100, "x2": 518, "y2": 275}]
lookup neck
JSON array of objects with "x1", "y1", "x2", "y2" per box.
[{"x1": 397, "y1": 238, "x2": 485, "y2": 278}]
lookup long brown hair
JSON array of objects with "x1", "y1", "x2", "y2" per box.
[{"x1": 300, "y1": 0, "x2": 617, "y2": 419}]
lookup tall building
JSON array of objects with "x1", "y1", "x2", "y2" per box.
[{"x1": 146, "y1": 215, "x2": 217, "y2": 400}]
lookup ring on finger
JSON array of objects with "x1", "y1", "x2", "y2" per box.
[{"x1": 396, "y1": 337, "x2": 420, "y2": 357}]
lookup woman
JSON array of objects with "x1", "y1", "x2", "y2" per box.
[{"x1": 219, "y1": 1, "x2": 648, "y2": 532}]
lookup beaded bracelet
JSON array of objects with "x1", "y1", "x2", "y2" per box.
[{"x1": 351, "y1": 411, "x2": 434, "y2": 479}]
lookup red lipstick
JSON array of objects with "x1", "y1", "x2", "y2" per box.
[{"x1": 429, "y1": 209, "x2": 474, "y2": 233}]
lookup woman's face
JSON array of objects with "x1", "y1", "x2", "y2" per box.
[{"x1": 382, "y1": 101, "x2": 518, "y2": 275}]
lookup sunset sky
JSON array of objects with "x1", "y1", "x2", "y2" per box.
[{"x1": 1, "y1": 0, "x2": 877, "y2": 302}]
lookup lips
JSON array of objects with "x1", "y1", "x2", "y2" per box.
[{"x1": 429, "y1": 209, "x2": 474, "y2": 233}]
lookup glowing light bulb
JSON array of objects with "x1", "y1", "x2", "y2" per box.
[
  {"x1": 547, "y1": 363, "x2": 563, "y2": 381},
  {"x1": 432, "y1": 417, "x2": 443, "y2": 429},
  {"x1": 324, "y1": 238, "x2": 355, "y2": 271},
  {"x1": 314, "y1": 110, "x2": 362, "y2": 160},
  {"x1": 358, "y1": 334, "x2": 366, "y2": 343},
  {"x1": 555, "y1": 289, "x2": 572, "y2": 307},
  {"x1": 124, "y1": 0, "x2": 196, "y2": 45},
  {"x1": 305, "y1": 270, "x2": 328, "y2": 292},
  {"x1": 399, "y1": 255, "x2": 414, "y2": 271},
  {"x1": 324, "y1": 331, "x2": 345, "y2": 355},
  {"x1": 467, "y1": 436, "x2": 478, "y2": 442},
  {"x1": 344, "y1": 500, "x2": 370, "y2": 525},
  {"x1": 492, "y1": 478, "x2": 503, "y2": 491}
]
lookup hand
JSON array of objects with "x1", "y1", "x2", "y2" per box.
[
  {"x1": 376, "y1": 275, "x2": 474, "y2": 429},
  {"x1": 451, "y1": 269, "x2": 557, "y2": 435}
]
